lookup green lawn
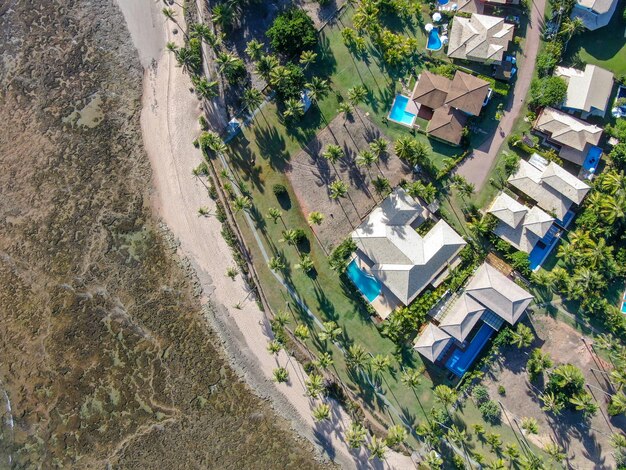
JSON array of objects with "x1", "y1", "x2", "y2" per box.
[
  {"x1": 564, "y1": 4, "x2": 626, "y2": 75},
  {"x1": 217, "y1": 3, "x2": 547, "y2": 461}
]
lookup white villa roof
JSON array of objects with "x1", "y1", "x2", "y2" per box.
[
  {"x1": 414, "y1": 324, "x2": 452, "y2": 362},
  {"x1": 463, "y1": 263, "x2": 534, "y2": 325},
  {"x1": 352, "y1": 188, "x2": 466, "y2": 305},
  {"x1": 508, "y1": 160, "x2": 590, "y2": 220},
  {"x1": 555, "y1": 64, "x2": 614, "y2": 114},
  {"x1": 439, "y1": 294, "x2": 486, "y2": 341},
  {"x1": 576, "y1": 0, "x2": 616, "y2": 14},
  {"x1": 535, "y1": 107, "x2": 603, "y2": 152},
  {"x1": 447, "y1": 14, "x2": 514, "y2": 63},
  {"x1": 488, "y1": 192, "x2": 554, "y2": 253},
  {"x1": 488, "y1": 192, "x2": 527, "y2": 227}
]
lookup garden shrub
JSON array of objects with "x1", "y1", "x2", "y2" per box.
[
  {"x1": 479, "y1": 399, "x2": 501, "y2": 424},
  {"x1": 329, "y1": 238, "x2": 357, "y2": 272},
  {"x1": 530, "y1": 76, "x2": 567, "y2": 108},
  {"x1": 472, "y1": 385, "x2": 490, "y2": 404},
  {"x1": 273, "y1": 183, "x2": 288, "y2": 196},
  {"x1": 267, "y1": 8, "x2": 317, "y2": 57}
]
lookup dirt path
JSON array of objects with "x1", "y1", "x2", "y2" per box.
[
  {"x1": 456, "y1": 0, "x2": 546, "y2": 189},
  {"x1": 117, "y1": 1, "x2": 415, "y2": 468}
]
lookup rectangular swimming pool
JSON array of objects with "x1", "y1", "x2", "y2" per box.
[
  {"x1": 388, "y1": 95, "x2": 416, "y2": 127},
  {"x1": 445, "y1": 323, "x2": 495, "y2": 377},
  {"x1": 347, "y1": 259, "x2": 381, "y2": 302},
  {"x1": 582, "y1": 145, "x2": 602, "y2": 175}
]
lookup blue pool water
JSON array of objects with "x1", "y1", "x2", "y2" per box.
[
  {"x1": 438, "y1": 0, "x2": 450, "y2": 4},
  {"x1": 529, "y1": 224, "x2": 560, "y2": 270},
  {"x1": 582, "y1": 145, "x2": 602, "y2": 174},
  {"x1": 388, "y1": 95, "x2": 416, "y2": 126},
  {"x1": 621, "y1": 299, "x2": 626, "y2": 314},
  {"x1": 427, "y1": 28, "x2": 443, "y2": 51},
  {"x1": 347, "y1": 260, "x2": 381, "y2": 302},
  {"x1": 446, "y1": 323, "x2": 495, "y2": 377}
]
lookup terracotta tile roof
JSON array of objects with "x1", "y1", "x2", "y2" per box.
[{"x1": 426, "y1": 106, "x2": 468, "y2": 145}]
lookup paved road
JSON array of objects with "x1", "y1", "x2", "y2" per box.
[{"x1": 457, "y1": 0, "x2": 546, "y2": 189}]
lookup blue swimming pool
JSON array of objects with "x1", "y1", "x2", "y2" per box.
[
  {"x1": 438, "y1": 0, "x2": 450, "y2": 4},
  {"x1": 388, "y1": 95, "x2": 416, "y2": 126},
  {"x1": 529, "y1": 224, "x2": 560, "y2": 271},
  {"x1": 446, "y1": 323, "x2": 495, "y2": 377},
  {"x1": 582, "y1": 145, "x2": 602, "y2": 175},
  {"x1": 427, "y1": 28, "x2": 442, "y2": 51},
  {"x1": 347, "y1": 260, "x2": 381, "y2": 302}
]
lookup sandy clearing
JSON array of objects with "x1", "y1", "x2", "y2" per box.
[{"x1": 116, "y1": 1, "x2": 415, "y2": 468}]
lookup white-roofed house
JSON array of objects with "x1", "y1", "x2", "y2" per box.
[
  {"x1": 555, "y1": 64, "x2": 614, "y2": 118},
  {"x1": 533, "y1": 107, "x2": 603, "y2": 166},
  {"x1": 414, "y1": 262, "x2": 534, "y2": 370},
  {"x1": 508, "y1": 158, "x2": 591, "y2": 224},
  {"x1": 351, "y1": 188, "x2": 467, "y2": 310},
  {"x1": 487, "y1": 192, "x2": 555, "y2": 254},
  {"x1": 447, "y1": 14, "x2": 515, "y2": 64},
  {"x1": 571, "y1": 0, "x2": 620, "y2": 30}
]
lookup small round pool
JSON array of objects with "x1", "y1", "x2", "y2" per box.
[{"x1": 438, "y1": 0, "x2": 450, "y2": 4}]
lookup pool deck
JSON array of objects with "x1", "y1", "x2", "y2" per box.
[
  {"x1": 352, "y1": 256, "x2": 400, "y2": 320},
  {"x1": 387, "y1": 94, "x2": 419, "y2": 128}
]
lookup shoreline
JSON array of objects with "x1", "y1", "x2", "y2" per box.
[{"x1": 115, "y1": 1, "x2": 414, "y2": 468}]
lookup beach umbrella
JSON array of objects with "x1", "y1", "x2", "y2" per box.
[
  {"x1": 425, "y1": 23, "x2": 434, "y2": 32},
  {"x1": 451, "y1": 3, "x2": 458, "y2": 9},
  {"x1": 432, "y1": 12, "x2": 442, "y2": 22}
]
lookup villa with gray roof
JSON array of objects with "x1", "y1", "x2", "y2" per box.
[
  {"x1": 487, "y1": 192, "x2": 555, "y2": 254},
  {"x1": 534, "y1": 107, "x2": 603, "y2": 165},
  {"x1": 555, "y1": 64, "x2": 614, "y2": 118},
  {"x1": 508, "y1": 158, "x2": 591, "y2": 222},
  {"x1": 351, "y1": 188, "x2": 466, "y2": 307},
  {"x1": 571, "y1": 0, "x2": 620, "y2": 29},
  {"x1": 414, "y1": 263, "x2": 534, "y2": 372},
  {"x1": 447, "y1": 13, "x2": 515, "y2": 64}
]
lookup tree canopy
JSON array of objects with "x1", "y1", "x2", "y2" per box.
[{"x1": 266, "y1": 8, "x2": 317, "y2": 57}]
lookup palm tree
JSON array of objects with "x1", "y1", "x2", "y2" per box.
[
  {"x1": 367, "y1": 435, "x2": 387, "y2": 461},
  {"x1": 166, "y1": 41, "x2": 178, "y2": 54},
  {"x1": 283, "y1": 97, "x2": 305, "y2": 121},
  {"x1": 312, "y1": 403, "x2": 331, "y2": 421},
  {"x1": 314, "y1": 352, "x2": 334, "y2": 370},
  {"x1": 543, "y1": 441, "x2": 566, "y2": 464},
  {"x1": 485, "y1": 459, "x2": 506, "y2": 470},
  {"x1": 348, "y1": 84, "x2": 367, "y2": 106},
  {"x1": 599, "y1": 169, "x2": 626, "y2": 196},
  {"x1": 162, "y1": 7, "x2": 177, "y2": 24},
  {"x1": 308, "y1": 211, "x2": 325, "y2": 225},
  {"x1": 245, "y1": 39, "x2": 264, "y2": 60},
  {"x1": 273, "y1": 367, "x2": 289, "y2": 383},
  {"x1": 559, "y1": 17, "x2": 585, "y2": 48},
  {"x1": 318, "y1": 321, "x2": 342, "y2": 344},
  {"x1": 267, "y1": 207, "x2": 283, "y2": 223},
  {"x1": 305, "y1": 373, "x2": 325, "y2": 399},
  {"x1": 272, "y1": 310, "x2": 290, "y2": 328},
  {"x1": 610, "y1": 433, "x2": 626, "y2": 449},
  {"x1": 370, "y1": 354, "x2": 392, "y2": 381},
  {"x1": 267, "y1": 340, "x2": 282, "y2": 355},
  {"x1": 504, "y1": 443, "x2": 520, "y2": 465},
  {"x1": 405, "y1": 181, "x2": 437, "y2": 203},
  {"x1": 192, "y1": 77, "x2": 219, "y2": 100},
  {"x1": 268, "y1": 255, "x2": 286, "y2": 272},
  {"x1": 329, "y1": 180, "x2": 348, "y2": 200},
  {"x1": 434, "y1": 384, "x2": 458, "y2": 410},
  {"x1": 321, "y1": 144, "x2": 344, "y2": 171},
  {"x1": 485, "y1": 432, "x2": 503, "y2": 454},
  {"x1": 280, "y1": 229, "x2": 300, "y2": 246},
  {"x1": 452, "y1": 174, "x2": 475, "y2": 201},
  {"x1": 599, "y1": 194, "x2": 625, "y2": 225},
  {"x1": 424, "y1": 450, "x2": 443, "y2": 469},
  {"x1": 609, "y1": 391, "x2": 626, "y2": 416},
  {"x1": 385, "y1": 424, "x2": 408, "y2": 447},
  {"x1": 510, "y1": 323, "x2": 534, "y2": 348},
  {"x1": 585, "y1": 237, "x2": 613, "y2": 268},
  {"x1": 233, "y1": 195, "x2": 252, "y2": 213},
  {"x1": 394, "y1": 135, "x2": 418, "y2": 162},
  {"x1": 242, "y1": 87, "x2": 264, "y2": 113},
  {"x1": 519, "y1": 453, "x2": 545, "y2": 470},
  {"x1": 369, "y1": 138, "x2": 389, "y2": 158},
  {"x1": 372, "y1": 177, "x2": 391, "y2": 196},
  {"x1": 216, "y1": 51, "x2": 239, "y2": 75},
  {"x1": 294, "y1": 324, "x2": 310, "y2": 341},
  {"x1": 446, "y1": 424, "x2": 468, "y2": 446},
  {"x1": 400, "y1": 367, "x2": 422, "y2": 390},
  {"x1": 520, "y1": 417, "x2": 539, "y2": 435},
  {"x1": 256, "y1": 55, "x2": 279, "y2": 81},
  {"x1": 356, "y1": 150, "x2": 378, "y2": 171},
  {"x1": 174, "y1": 47, "x2": 197, "y2": 73},
  {"x1": 346, "y1": 343, "x2": 368, "y2": 371},
  {"x1": 295, "y1": 254, "x2": 314, "y2": 273},
  {"x1": 527, "y1": 348, "x2": 553, "y2": 381},
  {"x1": 299, "y1": 50, "x2": 318, "y2": 69},
  {"x1": 211, "y1": 2, "x2": 236, "y2": 30},
  {"x1": 337, "y1": 101, "x2": 353, "y2": 121},
  {"x1": 540, "y1": 390, "x2": 564, "y2": 415},
  {"x1": 305, "y1": 77, "x2": 330, "y2": 106},
  {"x1": 345, "y1": 422, "x2": 367, "y2": 448}
]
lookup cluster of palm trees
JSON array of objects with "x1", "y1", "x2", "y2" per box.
[
  {"x1": 591, "y1": 333, "x2": 626, "y2": 416},
  {"x1": 537, "y1": 363, "x2": 599, "y2": 417}
]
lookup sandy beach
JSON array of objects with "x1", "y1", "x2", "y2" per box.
[{"x1": 116, "y1": 1, "x2": 415, "y2": 468}]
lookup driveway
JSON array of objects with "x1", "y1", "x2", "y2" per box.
[{"x1": 456, "y1": 0, "x2": 546, "y2": 189}]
